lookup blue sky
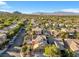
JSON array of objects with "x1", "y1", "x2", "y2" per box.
[{"x1": 0, "y1": 1, "x2": 79, "y2": 13}]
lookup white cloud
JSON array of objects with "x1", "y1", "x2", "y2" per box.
[
  {"x1": 61, "y1": 9, "x2": 79, "y2": 13},
  {"x1": 0, "y1": 1, "x2": 7, "y2": 6},
  {"x1": 0, "y1": 1, "x2": 11, "y2": 10},
  {"x1": 0, "y1": 9, "x2": 13, "y2": 13}
]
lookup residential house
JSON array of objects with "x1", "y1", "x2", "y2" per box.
[
  {"x1": 65, "y1": 39, "x2": 79, "y2": 56},
  {"x1": 3, "y1": 23, "x2": 18, "y2": 31},
  {"x1": 54, "y1": 38, "x2": 65, "y2": 50},
  {"x1": 61, "y1": 28, "x2": 67, "y2": 32},
  {"x1": 27, "y1": 35, "x2": 47, "y2": 50},
  {"x1": 32, "y1": 27, "x2": 42, "y2": 35},
  {"x1": 68, "y1": 30, "x2": 77, "y2": 39},
  {"x1": 0, "y1": 33, "x2": 7, "y2": 44},
  {"x1": 42, "y1": 29, "x2": 51, "y2": 36}
]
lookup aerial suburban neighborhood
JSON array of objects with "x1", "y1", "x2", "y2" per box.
[
  {"x1": 0, "y1": 1, "x2": 79, "y2": 57},
  {"x1": 0, "y1": 12, "x2": 79, "y2": 57}
]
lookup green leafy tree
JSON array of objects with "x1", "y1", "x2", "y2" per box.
[{"x1": 44, "y1": 45, "x2": 60, "y2": 57}]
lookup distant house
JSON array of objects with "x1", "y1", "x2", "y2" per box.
[
  {"x1": 35, "y1": 35, "x2": 46, "y2": 44},
  {"x1": 68, "y1": 30, "x2": 77, "y2": 39},
  {"x1": 42, "y1": 30, "x2": 51, "y2": 36},
  {"x1": 0, "y1": 33, "x2": 7, "y2": 44},
  {"x1": 3, "y1": 24, "x2": 18, "y2": 31},
  {"x1": 0, "y1": 23, "x2": 18, "y2": 34},
  {"x1": 59, "y1": 24, "x2": 65, "y2": 28},
  {"x1": 48, "y1": 30, "x2": 58, "y2": 37},
  {"x1": 75, "y1": 28, "x2": 79, "y2": 32},
  {"x1": 55, "y1": 24, "x2": 61, "y2": 29},
  {"x1": 0, "y1": 30, "x2": 8, "y2": 34},
  {"x1": 23, "y1": 19, "x2": 28, "y2": 24},
  {"x1": 32, "y1": 27, "x2": 42, "y2": 35},
  {"x1": 31, "y1": 19, "x2": 35, "y2": 25},
  {"x1": 61, "y1": 28, "x2": 67, "y2": 32}
]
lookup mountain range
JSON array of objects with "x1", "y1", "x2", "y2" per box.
[
  {"x1": 32, "y1": 11, "x2": 79, "y2": 15},
  {"x1": 1, "y1": 11, "x2": 79, "y2": 15}
]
